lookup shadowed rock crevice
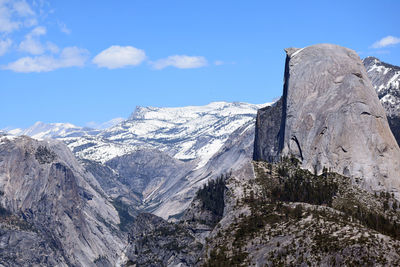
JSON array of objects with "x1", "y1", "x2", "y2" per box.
[
  {"x1": 253, "y1": 98, "x2": 283, "y2": 162},
  {"x1": 253, "y1": 51, "x2": 293, "y2": 163},
  {"x1": 279, "y1": 52, "x2": 292, "y2": 154},
  {"x1": 290, "y1": 135, "x2": 304, "y2": 161}
]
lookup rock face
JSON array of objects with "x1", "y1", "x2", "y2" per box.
[
  {"x1": 255, "y1": 44, "x2": 400, "y2": 194},
  {"x1": 106, "y1": 149, "x2": 194, "y2": 206},
  {"x1": 0, "y1": 135, "x2": 125, "y2": 266},
  {"x1": 253, "y1": 98, "x2": 283, "y2": 162},
  {"x1": 0, "y1": 219, "x2": 66, "y2": 266},
  {"x1": 363, "y1": 56, "x2": 400, "y2": 146}
]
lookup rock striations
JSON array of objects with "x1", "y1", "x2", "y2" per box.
[
  {"x1": 253, "y1": 98, "x2": 283, "y2": 162},
  {"x1": 0, "y1": 135, "x2": 125, "y2": 266},
  {"x1": 255, "y1": 44, "x2": 400, "y2": 195}
]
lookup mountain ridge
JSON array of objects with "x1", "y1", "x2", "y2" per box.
[{"x1": 363, "y1": 56, "x2": 400, "y2": 146}]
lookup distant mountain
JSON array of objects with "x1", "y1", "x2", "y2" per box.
[
  {"x1": 83, "y1": 102, "x2": 268, "y2": 219},
  {"x1": 5, "y1": 101, "x2": 270, "y2": 220},
  {"x1": 6, "y1": 117, "x2": 126, "y2": 140},
  {"x1": 64, "y1": 101, "x2": 268, "y2": 167},
  {"x1": 363, "y1": 56, "x2": 400, "y2": 145},
  {"x1": 8, "y1": 102, "x2": 268, "y2": 167},
  {"x1": 8, "y1": 121, "x2": 100, "y2": 139}
]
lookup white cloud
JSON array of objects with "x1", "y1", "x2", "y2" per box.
[
  {"x1": 46, "y1": 41, "x2": 59, "y2": 53},
  {"x1": 92, "y1": 45, "x2": 146, "y2": 69},
  {"x1": 13, "y1": 0, "x2": 35, "y2": 17},
  {"x1": 3, "y1": 46, "x2": 89, "y2": 72},
  {"x1": 30, "y1": 25, "x2": 46, "y2": 36},
  {"x1": 214, "y1": 60, "x2": 224, "y2": 66},
  {"x1": 0, "y1": 38, "x2": 12, "y2": 56},
  {"x1": 372, "y1": 36, "x2": 400, "y2": 49},
  {"x1": 19, "y1": 26, "x2": 47, "y2": 55},
  {"x1": 151, "y1": 55, "x2": 208, "y2": 70},
  {"x1": 0, "y1": 0, "x2": 36, "y2": 33},
  {"x1": 58, "y1": 21, "x2": 71, "y2": 34},
  {"x1": 23, "y1": 17, "x2": 37, "y2": 27},
  {"x1": 0, "y1": 3, "x2": 20, "y2": 33},
  {"x1": 19, "y1": 36, "x2": 43, "y2": 54},
  {"x1": 59, "y1": 46, "x2": 88, "y2": 67}
]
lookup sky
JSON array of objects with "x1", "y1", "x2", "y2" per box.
[{"x1": 1, "y1": 0, "x2": 400, "y2": 129}]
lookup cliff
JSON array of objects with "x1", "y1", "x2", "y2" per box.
[{"x1": 254, "y1": 44, "x2": 400, "y2": 195}]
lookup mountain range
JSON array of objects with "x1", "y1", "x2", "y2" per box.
[
  {"x1": 1, "y1": 44, "x2": 400, "y2": 266},
  {"x1": 4, "y1": 101, "x2": 269, "y2": 220}
]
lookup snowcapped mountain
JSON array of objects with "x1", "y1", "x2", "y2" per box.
[
  {"x1": 7, "y1": 121, "x2": 100, "y2": 139},
  {"x1": 4, "y1": 101, "x2": 270, "y2": 219},
  {"x1": 363, "y1": 57, "x2": 400, "y2": 145},
  {"x1": 63, "y1": 101, "x2": 269, "y2": 168},
  {"x1": 363, "y1": 57, "x2": 400, "y2": 115},
  {"x1": 7, "y1": 102, "x2": 268, "y2": 168}
]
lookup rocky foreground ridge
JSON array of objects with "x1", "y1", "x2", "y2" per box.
[{"x1": 124, "y1": 158, "x2": 400, "y2": 266}]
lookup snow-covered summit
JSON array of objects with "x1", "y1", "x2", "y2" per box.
[
  {"x1": 363, "y1": 57, "x2": 400, "y2": 97},
  {"x1": 66, "y1": 101, "x2": 271, "y2": 166},
  {"x1": 7, "y1": 121, "x2": 100, "y2": 140},
  {"x1": 363, "y1": 57, "x2": 400, "y2": 145},
  {"x1": 363, "y1": 57, "x2": 400, "y2": 117},
  {"x1": 129, "y1": 101, "x2": 263, "y2": 120},
  {"x1": 5, "y1": 101, "x2": 271, "y2": 167}
]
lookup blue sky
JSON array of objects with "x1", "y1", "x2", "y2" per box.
[{"x1": 1, "y1": 0, "x2": 400, "y2": 129}]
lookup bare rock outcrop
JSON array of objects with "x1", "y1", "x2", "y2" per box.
[
  {"x1": 0, "y1": 135, "x2": 125, "y2": 266},
  {"x1": 253, "y1": 98, "x2": 283, "y2": 162},
  {"x1": 255, "y1": 44, "x2": 400, "y2": 194}
]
